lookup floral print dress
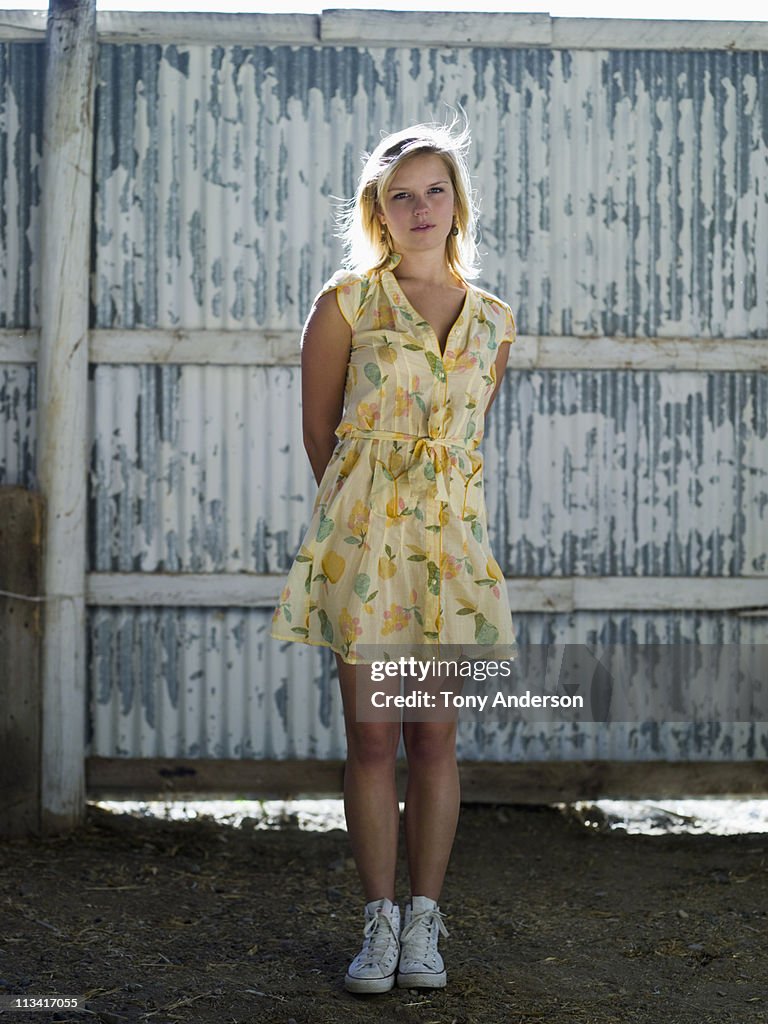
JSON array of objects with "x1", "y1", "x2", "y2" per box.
[{"x1": 270, "y1": 254, "x2": 518, "y2": 665}]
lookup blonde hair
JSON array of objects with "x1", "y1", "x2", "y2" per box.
[{"x1": 340, "y1": 119, "x2": 480, "y2": 281}]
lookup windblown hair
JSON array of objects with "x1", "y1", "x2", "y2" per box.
[{"x1": 339, "y1": 118, "x2": 480, "y2": 281}]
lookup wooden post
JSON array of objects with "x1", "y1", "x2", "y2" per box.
[
  {"x1": 0, "y1": 488, "x2": 44, "y2": 836},
  {"x1": 37, "y1": 0, "x2": 96, "y2": 833}
]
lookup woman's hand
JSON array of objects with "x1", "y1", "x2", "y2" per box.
[{"x1": 301, "y1": 291, "x2": 353, "y2": 485}]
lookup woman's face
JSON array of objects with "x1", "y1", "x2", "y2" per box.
[{"x1": 377, "y1": 152, "x2": 456, "y2": 261}]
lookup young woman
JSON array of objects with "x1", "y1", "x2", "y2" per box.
[{"x1": 271, "y1": 121, "x2": 518, "y2": 993}]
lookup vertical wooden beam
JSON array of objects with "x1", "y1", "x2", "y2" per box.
[
  {"x1": 37, "y1": 0, "x2": 96, "y2": 833},
  {"x1": 0, "y1": 488, "x2": 44, "y2": 836}
]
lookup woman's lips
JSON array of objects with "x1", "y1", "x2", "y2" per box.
[{"x1": 411, "y1": 224, "x2": 434, "y2": 231}]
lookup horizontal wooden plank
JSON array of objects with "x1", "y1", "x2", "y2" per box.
[
  {"x1": 0, "y1": 11, "x2": 318, "y2": 45},
  {"x1": 89, "y1": 328, "x2": 300, "y2": 366},
  {"x1": 514, "y1": 335, "x2": 768, "y2": 373},
  {"x1": 87, "y1": 572, "x2": 281, "y2": 607},
  {"x1": 572, "y1": 577, "x2": 768, "y2": 613},
  {"x1": 85, "y1": 572, "x2": 768, "y2": 613},
  {"x1": 98, "y1": 11, "x2": 320, "y2": 46},
  {"x1": 0, "y1": 11, "x2": 46, "y2": 42},
  {"x1": 3, "y1": 329, "x2": 766, "y2": 371},
  {"x1": 322, "y1": 12, "x2": 768, "y2": 51},
  {"x1": 1, "y1": 12, "x2": 765, "y2": 50},
  {"x1": 553, "y1": 17, "x2": 768, "y2": 51},
  {"x1": 459, "y1": 760, "x2": 768, "y2": 802},
  {"x1": 3, "y1": 329, "x2": 302, "y2": 366},
  {"x1": 0, "y1": 332, "x2": 38, "y2": 364},
  {"x1": 86, "y1": 756, "x2": 768, "y2": 802},
  {"x1": 321, "y1": 10, "x2": 552, "y2": 47}
]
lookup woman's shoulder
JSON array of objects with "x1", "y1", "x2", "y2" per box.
[
  {"x1": 318, "y1": 268, "x2": 367, "y2": 292},
  {"x1": 314, "y1": 269, "x2": 374, "y2": 327},
  {"x1": 468, "y1": 282, "x2": 514, "y2": 316},
  {"x1": 468, "y1": 283, "x2": 517, "y2": 345}
]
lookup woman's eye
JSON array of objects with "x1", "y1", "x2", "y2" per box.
[
  {"x1": 429, "y1": 187, "x2": 444, "y2": 193},
  {"x1": 393, "y1": 192, "x2": 409, "y2": 200}
]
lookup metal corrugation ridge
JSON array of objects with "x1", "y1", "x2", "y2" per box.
[
  {"x1": 92, "y1": 45, "x2": 767, "y2": 340},
  {"x1": 87, "y1": 608, "x2": 768, "y2": 761},
  {"x1": 0, "y1": 43, "x2": 44, "y2": 330}
]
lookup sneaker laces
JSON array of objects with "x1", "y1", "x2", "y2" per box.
[
  {"x1": 359, "y1": 910, "x2": 397, "y2": 967},
  {"x1": 400, "y1": 907, "x2": 448, "y2": 965}
]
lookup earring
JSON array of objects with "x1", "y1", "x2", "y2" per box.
[{"x1": 450, "y1": 223, "x2": 459, "y2": 237}]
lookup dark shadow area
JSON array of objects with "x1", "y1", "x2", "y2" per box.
[{"x1": 0, "y1": 803, "x2": 766, "y2": 1023}]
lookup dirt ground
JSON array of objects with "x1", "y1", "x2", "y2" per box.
[{"x1": 0, "y1": 802, "x2": 766, "y2": 1024}]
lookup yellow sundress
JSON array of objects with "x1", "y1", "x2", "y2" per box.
[{"x1": 270, "y1": 254, "x2": 518, "y2": 665}]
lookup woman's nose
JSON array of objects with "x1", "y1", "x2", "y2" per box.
[{"x1": 413, "y1": 195, "x2": 429, "y2": 214}]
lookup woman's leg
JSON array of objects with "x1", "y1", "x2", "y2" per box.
[
  {"x1": 335, "y1": 654, "x2": 401, "y2": 902},
  {"x1": 400, "y1": 719, "x2": 460, "y2": 900}
]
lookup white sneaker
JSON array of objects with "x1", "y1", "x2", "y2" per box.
[
  {"x1": 397, "y1": 895, "x2": 448, "y2": 988},
  {"x1": 344, "y1": 898, "x2": 401, "y2": 994}
]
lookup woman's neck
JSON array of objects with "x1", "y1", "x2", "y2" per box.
[{"x1": 392, "y1": 249, "x2": 459, "y2": 288}]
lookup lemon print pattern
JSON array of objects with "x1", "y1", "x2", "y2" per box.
[{"x1": 270, "y1": 254, "x2": 519, "y2": 665}]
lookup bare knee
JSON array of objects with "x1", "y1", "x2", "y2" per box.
[
  {"x1": 345, "y1": 722, "x2": 400, "y2": 769},
  {"x1": 402, "y1": 723, "x2": 457, "y2": 767}
]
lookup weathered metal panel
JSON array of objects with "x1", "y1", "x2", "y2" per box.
[
  {"x1": 89, "y1": 366, "x2": 768, "y2": 579},
  {"x1": 487, "y1": 369, "x2": 768, "y2": 579},
  {"x1": 4, "y1": 34, "x2": 767, "y2": 768},
  {"x1": 88, "y1": 364, "x2": 309, "y2": 572},
  {"x1": 0, "y1": 44, "x2": 43, "y2": 488},
  {"x1": 549, "y1": 49, "x2": 768, "y2": 340},
  {"x1": 0, "y1": 43, "x2": 44, "y2": 329},
  {"x1": 87, "y1": 607, "x2": 345, "y2": 759},
  {"x1": 0, "y1": 366, "x2": 36, "y2": 487},
  {"x1": 92, "y1": 45, "x2": 768, "y2": 339},
  {"x1": 87, "y1": 608, "x2": 768, "y2": 760}
]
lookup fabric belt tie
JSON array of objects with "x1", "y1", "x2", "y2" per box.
[{"x1": 338, "y1": 426, "x2": 479, "y2": 513}]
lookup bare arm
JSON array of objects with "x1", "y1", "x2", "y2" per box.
[
  {"x1": 301, "y1": 290, "x2": 353, "y2": 485},
  {"x1": 485, "y1": 342, "x2": 512, "y2": 417}
]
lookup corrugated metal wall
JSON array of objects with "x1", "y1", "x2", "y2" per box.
[
  {"x1": 0, "y1": 42, "x2": 43, "y2": 331},
  {"x1": 91, "y1": 45, "x2": 768, "y2": 337},
  {"x1": 0, "y1": 43, "x2": 42, "y2": 490},
  {"x1": 86, "y1": 609, "x2": 767, "y2": 761},
  {"x1": 1, "y1": 29, "x2": 767, "y2": 763},
  {"x1": 86, "y1": 365, "x2": 767, "y2": 577}
]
